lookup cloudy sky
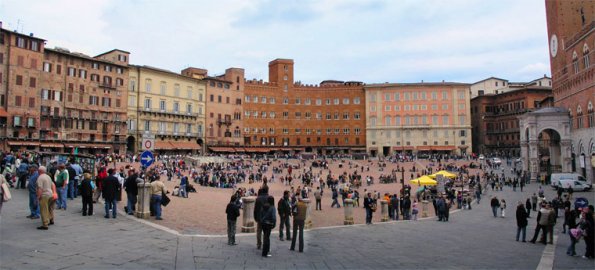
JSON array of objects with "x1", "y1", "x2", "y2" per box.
[{"x1": 0, "y1": 0, "x2": 550, "y2": 84}]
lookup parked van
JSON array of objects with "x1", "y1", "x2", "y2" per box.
[
  {"x1": 558, "y1": 179, "x2": 592, "y2": 192},
  {"x1": 550, "y1": 173, "x2": 591, "y2": 191}
]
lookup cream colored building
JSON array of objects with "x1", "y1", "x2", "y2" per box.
[
  {"x1": 127, "y1": 65, "x2": 206, "y2": 154},
  {"x1": 470, "y1": 76, "x2": 551, "y2": 98},
  {"x1": 364, "y1": 82, "x2": 472, "y2": 157}
]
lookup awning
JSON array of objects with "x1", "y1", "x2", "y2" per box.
[
  {"x1": 7, "y1": 141, "x2": 40, "y2": 146},
  {"x1": 0, "y1": 108, "x2": 8, "y2": 118},
  {"x1": 244, "y1": 148, "x2": 270, "y2": 153},
  {"x1": 393, "y1": 146, "x2": 414, "y2": 150},
  {"x1": 209, "y1": 147, "x2": 236, "y2": 152},
  {"x1": 155, "y1": 141, "x2": 173, "y2": 150},
  {"x1": 351, "y1": 147, "x2": 367, "y2": 151},
  {"x1": 233, "y1": 147, "x2": 245, "y2": 152},
  {"x1": 432, "y1": 146, "x2": 456, "y2": 151},
  {"x1": 65, "y1": 144, "x2": 111, "y2": 149},
  {"x1": 416, "y1": 146, "x2": 433, "y2": 151},
  {"x1": 40, "y1": 143, "x2": 64, "y2": 148},
  {"x1": 170, "y1": 141, "x2": 201, "y2": 150}
]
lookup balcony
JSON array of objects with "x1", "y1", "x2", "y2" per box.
[
  {"x1": 99, "y1": 82, "x2": 116, "y2": 89},
  {"x1": 217, "y1": 119, "x2": 232, "y2": 126}
]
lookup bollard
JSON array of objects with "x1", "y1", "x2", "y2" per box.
[
  {"x1": 380, "y1": 200, "x2": 389, "y2": 222},
  {"x1": 241, "y1": 196, "x2": 256, "y2": 233},
  {"x1": 135, "y1": 182, "x2": 151, "y2": 219},
  {"x1": 343, "y1": 199, "x2": 354, "y2": 225},
  {"x1": 302, "y1": 198, "x2": 313, "y2": 229},
  {"x1": 421, "y1": 200, "x2": 429, "y2": 218}
]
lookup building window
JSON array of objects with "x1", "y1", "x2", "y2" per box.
[
  {"x1": 160, "y1": 82, "x2": 167, "y2": 95},
  {"x1": 354, "y1": 97, "x2": 360, "y2": 104},
  {"x1": 145, "y1": 79, "x2": 152, "y2": 92},
  {"x1": 144, "y1": 98, "x2": 152, "y2": 109},
  {"x1": 316, "y1": 99, "x2": 322, "y2": 105},
  {"x1": 442, "y1": 91, "x2": 448, "y2": 100}
]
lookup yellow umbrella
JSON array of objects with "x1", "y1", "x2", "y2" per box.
[
  {"x1": 429, "y1": 170, "x2": 457, "y2": 179},
  {"x1": 409, "y1": 175, "x2": 438, "y2": 186}
]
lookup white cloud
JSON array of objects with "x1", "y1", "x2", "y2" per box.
[{"x1": 0, "y1": 0, "x2": 550, "y2": 84}]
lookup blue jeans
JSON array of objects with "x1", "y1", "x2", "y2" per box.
[
  {"x1": 151, "y1": 195, "x2": 162, "y2": 218},
  {"x1": 57, "y1": 187, "x2": 67, "y2": 209},
  {"x1": 126, "y1": 192, "x2": 137, "y2": 214},
  {"x1": 492, "y1": 206, "x2": 498, "y2": 217},
  {"x1": 365, "y1": 208, "x2": 373, "y2": 224},
  {"x1": 28, "y1": 192, "x2": 40, "y2": 217},
  {"x1": 567, "y1": 234, "x2": 578, "y2": 255},
  {"x1": 71, "y1": 179, "x2": 79, "y2": 198},
  {"x1": 516, "y1": 226, "x2": 526, "y2": 241},
  {"x1": 67, "y1": 180, "x2": 75, "y2": 199},
  {"x1": 104, "y1": 199, "x2": 117, "y2": 218},
  {"x1": 179, "y1": 184, "x2": 187, "y2": 198}
]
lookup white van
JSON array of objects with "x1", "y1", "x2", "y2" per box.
[
  {"x1": 550, "y1": 173, "x2": 591, "y2": 191},
  {"x1": 558, "y1": 179, "x2": 592, "y2": 192}
]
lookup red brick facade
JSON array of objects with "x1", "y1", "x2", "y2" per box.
[{"x1": 243, "y1": 59, "x2": 366, "y2": 155}]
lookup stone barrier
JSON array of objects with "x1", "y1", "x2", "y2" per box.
[
  {"x1": 136, "y1": 182, "x2": 151, "y2": 219},
  {"x1": 343, "y1": 199, "x2": 354, "y2": 225},
  {"x1": 241, "y1": 196, "x2": 256, "y2": 233},
  {"x1": 380, "y1": 200, "x2": 389, "y2": 222}
]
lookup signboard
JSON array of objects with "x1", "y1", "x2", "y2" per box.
[
  {"x1": 140, "y1": 151, "x2": 154, "y2": 167},
  {"x1": 142, "y1": 138, "x2": 155, "y2": 151}
]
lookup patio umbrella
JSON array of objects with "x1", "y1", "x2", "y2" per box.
[
  {"x1": 429, "y1": 170, "x2": 457, "y2": 179},
  {"x1": 409, "y1": 175, "x2": 438, "y2": 186}
]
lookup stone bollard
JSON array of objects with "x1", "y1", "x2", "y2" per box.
[
  {"x1": 302, "y1": 198, "x2": 313, "y2": 229},
  {"x1": 421, "y1": 200, "x2": 429, "y2": 218},
  {"x1": 380, "y1": 200, "x2": 389, "y2": 222},
  {"x1": 343, "y1": 199, "x2": 354, "y2": 225},
  {"x1": 241, "y1": 196, "x2": 256, "y2": 233},
  {"x1": 135, "y1": 182, "x2": 152, "y2": 219}
]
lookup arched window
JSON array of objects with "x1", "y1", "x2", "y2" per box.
[
  {"x1": 572, "y1": 51, "x2": 579, "y2": 74},
  {"x1": 583, "y1": 43, "x2": 590, "y2": 69},
  {"x1": 577, "y1": 105, "x2": 583, "y2": 129}
]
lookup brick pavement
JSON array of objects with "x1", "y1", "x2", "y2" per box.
[{"x1": 1, "y1": 160, "x2": 593, "y2": 269}]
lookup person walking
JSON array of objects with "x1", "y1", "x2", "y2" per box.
[
  {"x1": 150, "y1": 173, "x2": 167, "y2": 220},
  {"x1": 530, "y1": 202, "x2": 552, "y2": 244},
  {"x1": 364, "y1": 192, "x2": 375, "y2": 225},
  {"x1": 313, "y1": 187, "x2": 322, "y2": 211},
  {"x1": 36, "y1": 166, "x2": 55, "y2": 230},
  {"x1": 26, "y1": 165, "x2": 40, "y2": 219},
  {"x1": 0, "y1": 174, "x2": 8, "y2": 214},
  {"x1": 581, "y1": 206, "x2": 594, "y2": 259},
  {"x1": 179, "y1": 175, "x2": 188, "y2": 198},
  {"x1": 54, "y1": 164, "x2": 69, "y2": 210},
  {"x1": 390, "y1": 194, "x2": 399, "y2": 220},
  {"x1": 254, "y1": 187, "x2": 269, "y2": 250},
  {"x1": 260, "y1": 196, "x2": 276, "y2": 257},
  {"x1": 531, "y1": 193, "x2": 538, "y2": 211},
  {"x1": 500, "y1": 199, "x2": 507, "y2": 218},
  {"x1": 526, "y1": 198, "x2": 532, "y2": 218},
  {"x1": 290, "y1": 198, "x2": 307, "y2": 253},
  {"x1": 102, "y1": 169, "x2": 120, "y2": 219},
  {"x1": 516, "y1": 202, "x2": 528, "y2": 242},
  {"x1": 124, "y1": 169, "x2": 139, "y2": 215},
  {"x1": 225, "y1": 195, "x2": 240, "y2": 245},
  {"x1": 331, "y1": 188, "x2": 340, "y2": 208},
  {"x1": 411, "y1": 201, "x2": 419, "y2": 221},
  {"x1": 277, "y1": 190, "x2": 292, "y2": 241},
  {"x1": 490, "y1": 196, "x2": 500, "y2": 218},
  {"x1": 79, "y1": 173, "x2": 94, "y2": 216}
]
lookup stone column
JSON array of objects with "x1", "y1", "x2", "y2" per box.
[
  {"x1": 135, "y1": 182, "x2": 151, "y2": 219},
  {"x1": 241, "y1": 196, "x2": 256, "y2": 233},
  {"x1": 343, "y1": 198, "x2": 354, "y2": 225},
  {"x1": 302, "y1": 198, "x2": 313, "y2": 229},
  {"x1": 421, "y1": 200, "x2": 429, "y2": 218},
  {"x1": 380, "y1": 200, "x2": 389, "y2": 222}
]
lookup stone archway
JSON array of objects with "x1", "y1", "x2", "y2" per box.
[
  {"x1": 519, "y1": 107, "x2": 572, "y2": 182},
  {"x1": 126, "y1": 136, "x2": 136, "y2": 153}
]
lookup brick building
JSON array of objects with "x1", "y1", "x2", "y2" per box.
[
  {"x1": 545, "y1": 0, "x2": 595, "y2": 180},
  {"x1": 242, "y1": 59, "x2": 366, "y2": 155},
  {"x1": 127, "y1": 65, "x2": 206, "y2": 155},
  {"x1": 470, "y1": 76, "x2": 551, "y2": 98},
  {"x1": 182, "y1": 67, "x2": 244, "y2": 151},
  {"x1": 0, "y1": 24, "x2": 129, "y2": 154},
  {"x1": 365, "y1": 82, "x2": 472, "y2": 157},
  {"x1": 471, "y1": 86, "x2": 552, "y2": 156}
]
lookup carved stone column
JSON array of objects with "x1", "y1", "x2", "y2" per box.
[
  {"x1": 241, "y1": 196, "x2": 256, "y2": 233},
  {"x1": 343, "y1": 199, "x2": 354, "y2": 225},
  {"x1": 380, "y1": 200, "x2": 389, "y2": 222}
]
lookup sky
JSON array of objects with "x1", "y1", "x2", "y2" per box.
[{"x1": 0, "y1": 0, "x2": 551, "y2": 85}]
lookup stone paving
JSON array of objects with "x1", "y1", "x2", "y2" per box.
[{"x1": 1, "y1": 161, "x2": 594, "y2": 269}]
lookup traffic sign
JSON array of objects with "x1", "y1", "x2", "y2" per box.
[
  {"x1": 142, "y1": 138, "x2": 155, "y2": 151},
  {"x1": 140, "y1": 151, "x2": 154, "y2": 167}
]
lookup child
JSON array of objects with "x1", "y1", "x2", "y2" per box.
[
  {"x1": 567, "y1": 227, "x2": 583, "y2": 256},
  {"x1": 412, "y1": 201, "x2": 419, "y2": 221},
  {"x1": 500, "y1": 199, "x2": 507, "y2": 218}
]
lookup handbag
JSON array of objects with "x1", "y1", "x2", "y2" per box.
[
  {"x1": 161, "y1": 191, "x2": 171, "y2": 207},
  {"x1": 1, "y1": 182, "x2": 11, "y2": 202}
]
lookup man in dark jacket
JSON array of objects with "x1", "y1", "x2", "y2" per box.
[
  {"x1": 254, "y1": 187, "x2": 268, "y2": 249},
  {"x1": 363, "y1": 192, "x2": 375, "y2": 224},
  {"x1": 102, "y1": 169, "x2": 121, "y2": 219},
  {"x1": 225, "y1": 195, "x2": 240, "y2": 245},
  {"x1": 124, "y1": 169, "x2": 139, "y2": 215},
  {"x1": 516, "y1": 202, "x2": 528, "y2": 242},
  {"x1": 402, "y1": 196, "x2": 411, "y2": 220},
  {"x1": 277, "y1": 190, "x2": 292, "y2": 241},
  {"x1": 390, "y1": 194, "x2": 399, "y2": 220},
  {"x1": 80, "y1": 173, "x2": 94, "y2": 216},
  {"x1": 66, "y1": 163, "x2": 77, "y2": 200}
]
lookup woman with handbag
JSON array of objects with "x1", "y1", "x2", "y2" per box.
[{"x1": 150, "y1": 177, "x2": 168, "y2": 220}]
